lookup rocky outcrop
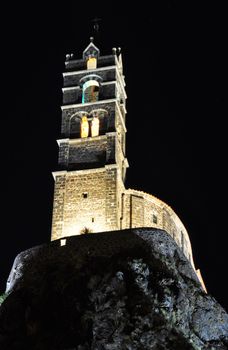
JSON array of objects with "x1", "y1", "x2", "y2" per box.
[{"x1": 0, "y1": 228, "x2": 227, "y2": 349}]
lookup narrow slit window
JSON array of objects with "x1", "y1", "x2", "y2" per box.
[
  {"x1": 87, "y1": 57, "x2": 97, "y2": 70},
  {"x1": 91, "y1": 116, "x2": 99, "y2": 137},
  {"x1": 81, "y1": 116, "x2": 89, "y2": 138},
  {"x1": 152, "y1": 214, "x2": 158, "y2": 224}
]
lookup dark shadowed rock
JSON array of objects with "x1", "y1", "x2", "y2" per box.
[{"x1": 0, "y1": 228, "x2": 227, "y2": 349}]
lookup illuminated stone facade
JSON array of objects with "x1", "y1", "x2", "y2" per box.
[{"x1": 51, "y1": 39, "x2": 197, "y2": 272}]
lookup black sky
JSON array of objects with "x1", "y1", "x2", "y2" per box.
[{"x1": 1, "y1": 2, "x2": 227, "y2": 311}]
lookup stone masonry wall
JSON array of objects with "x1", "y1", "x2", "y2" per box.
[
  {"x1": 105, "y1": 166, "x2": 118, "y2": 231},
  {"x1": 62, "y1": 169, "x2": 107, "y2": 237},
  {"x1": 68, "y1": 138, "x2": 107, "y2": 166},
  {"x1": 58, "y1": 134, "x2": 116, "y2": 169},
  {"x1": 51, "y1": 166, "x2": 120, "y2": 240},
  {"x1": 51, "y1": 174, "x2": 66, "y2": 240},
  {"x1": 62, "y1": 87, "x2": 81, "y2": 105},
  {"x1": 122, "y1": 189, "x2": 194, "y2": 267},
  {"x1": 131, "y1": 195, "x2": 144, "y2": 227},
  {"x1": 52, "y1": 177, "x2": 194, "y2": 267},
  {"x1": 58, "y1": 141, "x2": 69, "y2": 167}
]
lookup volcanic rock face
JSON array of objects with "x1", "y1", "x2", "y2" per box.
[{"x1": 0, "y1": 228, "x2": 227, "y2": 349}]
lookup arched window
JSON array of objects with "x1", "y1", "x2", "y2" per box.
[
  {"x1": 81, "y1": 116, "x2": 89, "y2": 138},
  {"x1": 82, "y1": 80, "x2": 99, "y2": 103},
  {"x1": 87, "y1": 57, "x2": 97, "y2": 70},
  {"x1": 91, "y1": 117, "x2": 99, "y2": 137},
  {"x1": 90, "y1": 108, "x2": 108, "y2": 135}
]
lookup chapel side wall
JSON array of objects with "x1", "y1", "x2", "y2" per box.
[
  {"x1": 143, "y1": 198, "x2": 163, "y2": 228},
  {"x1": 122, "y1": 189, "x2": 194, "y2": 264},
  {"x1": 163, "y1": 208, "x2": 179, "y2": 243}
]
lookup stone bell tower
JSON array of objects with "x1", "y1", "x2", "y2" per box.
[
  {"x1": 50, "y1": 38, "x2": 200, "y2": 284},
  {"x1": 51, "y1": 38, "x2": 128, "y2": 240}
]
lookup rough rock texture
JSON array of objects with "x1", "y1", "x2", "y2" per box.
[{"x1": 0, "y1": 228, "x2": 227, "y2": 349}]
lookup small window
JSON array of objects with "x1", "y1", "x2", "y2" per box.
[
  {"x1": 92, "y1": 217, "x2": 95, "y2": 223},
  {"x1": 91, "y1": 116, "x2": 99, "y2": 137},
  {"x1": 81, "y1": 116, "x2": 89, "y2": 138},
  {"x1": 60, "y1": 239, "x2": 66, "y2": 246},
  {"x1": 87, "y1": 57, "x2": 97, "y2": 70},
  {"x1": 152, "y1": 214, "x2": 158, "y2": 224},
  {"x1": 82, "y1": 192, "x2": 88, "y2": 198}
]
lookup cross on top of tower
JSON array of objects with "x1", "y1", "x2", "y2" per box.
[{"x1": 91, "y1": 17, "x2": 101, "y2": 33}]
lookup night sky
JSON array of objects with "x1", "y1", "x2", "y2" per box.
[{"x1": 1, "y1": 3, "x2": 227, "y2": 311}]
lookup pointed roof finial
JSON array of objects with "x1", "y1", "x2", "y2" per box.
[{"x1": 83, "y1": 38, "x2": 100, "y2": 59}]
